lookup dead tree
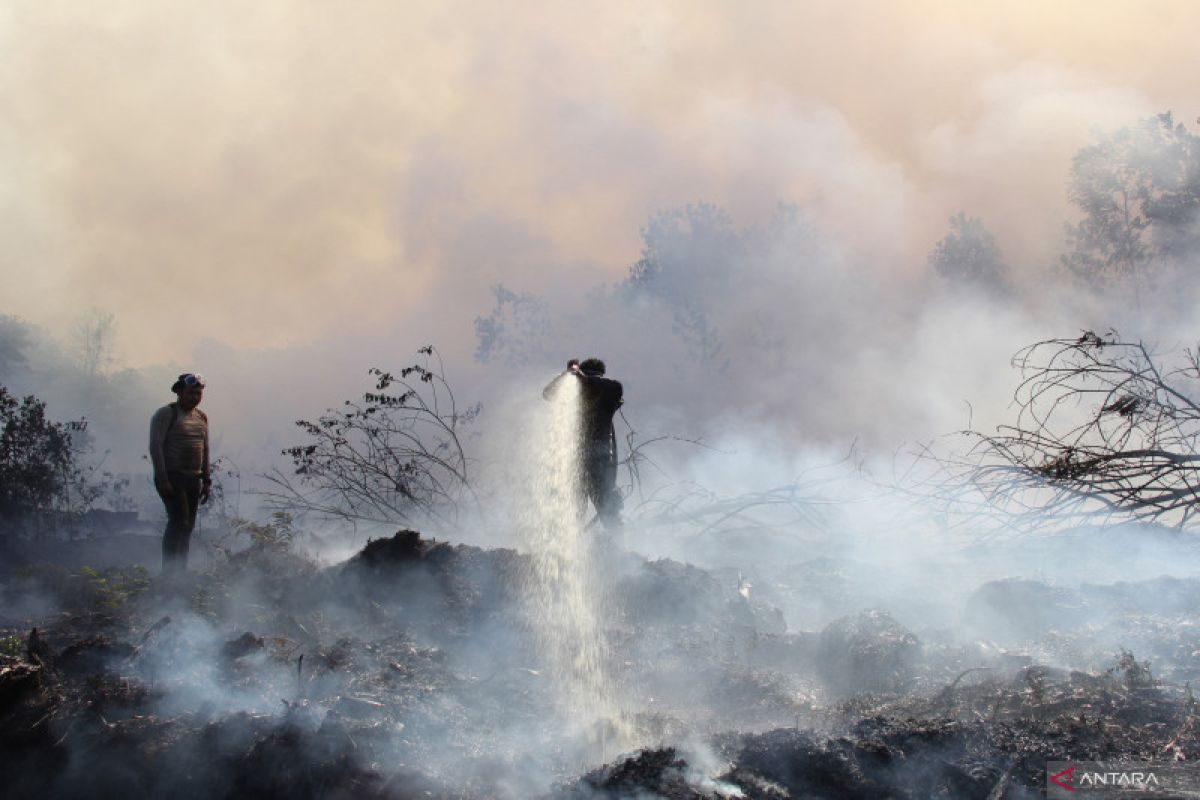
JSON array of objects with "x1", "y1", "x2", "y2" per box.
[
  {"x1": 932, "y1": 331, "x2": 1200, "y2": 531},
  {"x1": 260, "y1": 346, "x2": 480, "y2": 528}
]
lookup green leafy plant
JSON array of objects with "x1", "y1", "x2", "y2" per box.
[
  {"x1": 0, "y1": 387, "x2": 85, "y2": 519},
  {"x1": 0, "y1": 634, "x2": 23, "y2": 657},
  {"x1": 235, "y1": 511, "x2": 299, "y2": 551},
  {"x1": 10, "y1": 563, "x2": 149, "y2": 609},
  {"x1": 79, "y1": 565, "x2": 150, "y2": 609},
  {"x1": 1109, "y1": 648, "x2": 1156, "y2": 690}
]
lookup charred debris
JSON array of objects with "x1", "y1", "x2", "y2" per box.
[{"x1": 3, "y1": 529, "x2": 1200, "y2": 799}]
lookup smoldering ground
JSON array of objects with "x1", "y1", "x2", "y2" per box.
[{"x1": 8, "y1": 509, "x2": 1200, "y2": 797}]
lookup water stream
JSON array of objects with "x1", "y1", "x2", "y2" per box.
[{"x1": 519, "y1": 377, "x2": 630, "y2": 760}]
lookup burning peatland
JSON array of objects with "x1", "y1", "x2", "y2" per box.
[{"x1": 3, "y1": 527, "x2": 1200, "y2": 799}]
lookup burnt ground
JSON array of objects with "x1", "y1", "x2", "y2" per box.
[{"x1": 2, "y1": 529, "x2": 1199, "y2": 798}]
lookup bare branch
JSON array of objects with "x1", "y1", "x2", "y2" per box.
[
  {"x1": 256, "y1": 346, "x2": 479, "y2": 529},
  {"x1": 926, "y1": 331, "x2": 1200, "y2": 532}
]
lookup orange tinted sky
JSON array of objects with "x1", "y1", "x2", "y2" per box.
[{"x1": 1, "y1": 0, "x2": 1196, "y2": 365}]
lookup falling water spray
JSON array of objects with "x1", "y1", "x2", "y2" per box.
[{"x1": 519, "y1": 376, "x2": 629, "y2": 760}]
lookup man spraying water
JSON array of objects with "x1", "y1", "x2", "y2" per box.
[
  {"x1": 535, "y1": 357, "x2": 629, "y2": 752},
  {"x1": 543, "y1": 358, "x2": 624, "y2": 530}
]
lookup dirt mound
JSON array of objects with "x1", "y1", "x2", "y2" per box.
[
  {"x1": 816, "y1": 609, "x2": 920, "y2": 695},
  {"x1": 565, "y1": 747, "x2": 709, "y2": 799},
  {"x1": 347, "y1": 528, "x2": 434, "y2": 566},
  {"x1": 966, "y1": 579, "x2": 1086, "y2": 643}
]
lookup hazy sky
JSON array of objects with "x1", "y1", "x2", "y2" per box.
[{"x1": 1, "y1": 0, "x2": 1197, "y2": 368}]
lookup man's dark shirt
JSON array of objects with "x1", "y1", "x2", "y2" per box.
[
  {"x1": 543, "y1": 368, "x2": 625, "y2": 524},
  {"x1": 578, "y1": 374, "x2": 623, "y2": 448},
  {"x1": 543, "y1": 369, "x2": 624, "y2": 462}
]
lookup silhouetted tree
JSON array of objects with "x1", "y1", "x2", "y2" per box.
[
  {"x1": 70, "y1": 309, "x2": 117, "y2": 381},
  {"x1": 928, "y1": 212, "x2": 1009, "y2": 293},
  {"x1": 1063, "y1": 112, "x2": 1200, "y2": 300},
  {"x1": 0, "y1": 315, "x2": 31, "y2": 381},
  {"x1": 473, "y1": 284, "x2": 553, "y2": 367},
  {"x1": 620, "y1": 203, "x2": 739, "y2": 367},
  {"x1": 0, "y1": 387, "x2": 85, "y2": 520}
]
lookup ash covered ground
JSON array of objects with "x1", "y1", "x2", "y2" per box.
[{"x1": 4, "y1": 524, "x2": 1200, "y2": 799}]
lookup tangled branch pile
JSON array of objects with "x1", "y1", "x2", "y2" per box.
[{"x1": 934, "y1": 331, "x2": 1200, "y2": 530}]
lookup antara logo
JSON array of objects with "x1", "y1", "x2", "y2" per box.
[
  {"x1": 1050, "y1": 764, "x2": 1162, "y2": 791},
  {"x1": 1078, "y1": 770, "x2": 1160, "y2": 788},
  {"x1": 1050, "y1": 766, "x2": 1076, "y2": 791}
]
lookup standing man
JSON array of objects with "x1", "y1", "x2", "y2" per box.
[
  {"x1": 543, "y1": 358, "x2": 624, "y2": 529},
  {"x1": 149, "y1": 373, "x2": 210, "y2": 574}
]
